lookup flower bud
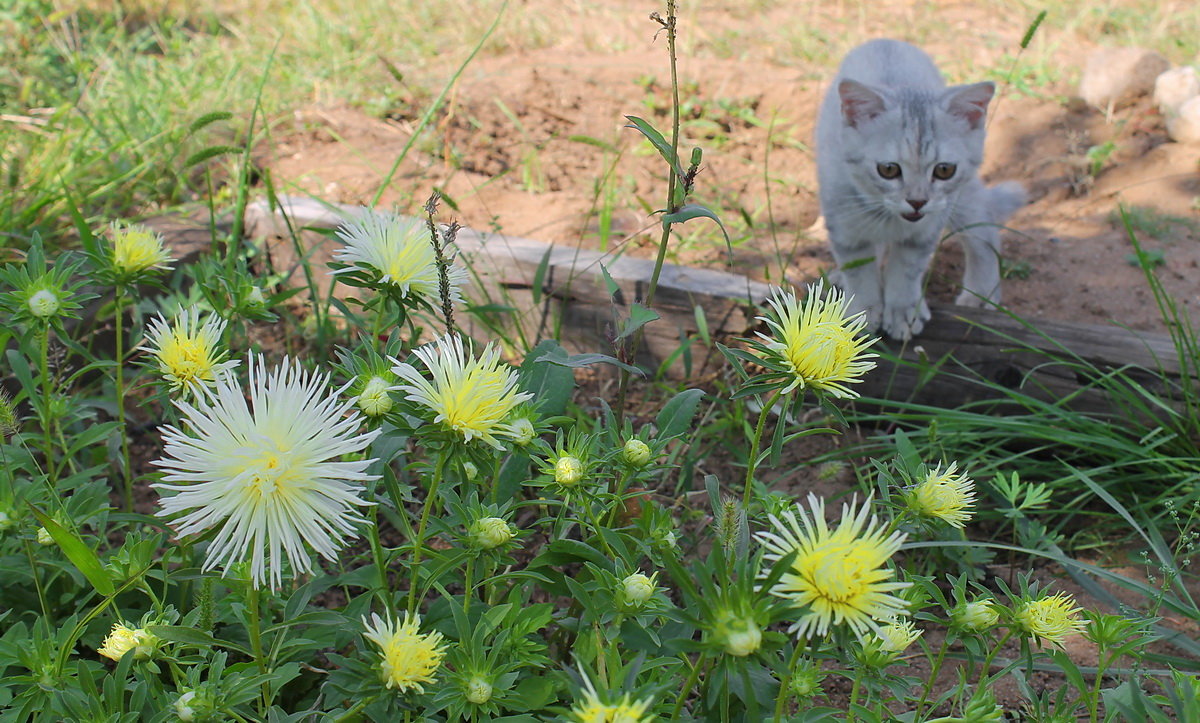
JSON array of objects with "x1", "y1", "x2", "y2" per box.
[
  {"x1": 98, "y1": 623, "x2": 158, "y2": 661},
  {"x1": 717, "y1": 613, "x2": 762, "y2": 657},
  {"x1": 953, "y1": 599, "x2": 999, "y2": 632},
  {"x1": 465, "y1": 676, "x2": 493, "y2": 704},
  {"x1": 622, "y1": 438, "x2": 653, "y2": 467},
  {"x1": 509, "y1": 417, "x2": 536, "y2": 446},
  {"x1": 356, "y1": 376, "x2": 393, "y2": 417},
  {"x1": 246, "y1": 285, "x2": 266, "y2": 309},
  {"x1": 554, "y1": 455, "x2": 584, "y2": 486},
  {"x1": 36, "y1": 526, "x2": 54, "y2": 545},
  {"x1": 621, "y1": 572, "x2": 656, "y2": 607},
  {"x1": 28, "y1": 289, "x2": 60, "y2": 319},
  {"x1": 469, "y1": 517, "x2": 514, "y2": 550}
]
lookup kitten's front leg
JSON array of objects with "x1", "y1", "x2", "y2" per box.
[
  {"x1": 830, "y1": 236, "x2": 883, "y2": 332},
  {"x1": 881, "y1": 235, "x2": 936, "y2": 341}
]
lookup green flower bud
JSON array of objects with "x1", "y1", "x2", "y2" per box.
[
  {"x1": 356, "y1": 376, "x2": 393, "y2": 417},
  {"x1": 554, "y1": 455, "x2": 584, "y2": 486},
  {"x1": 469, "y1": 517, "x2": 514, "y2": 550},
  {"x1": 509, "y1": 417, "x2": 536, "y2": 446},
  {"x1": 28, "y1": 289, "x2": 60, "y2": 319},
  {"x1": 465, "y1": 676, "x2": 493, "y2": 704},
  {"x1": 953, "y1": 599, "x2": 999, "y2": 632},
  {"x1": 621, "y1": 572, "x2": 656, "y2": 607},
  {"x1": 622, "y1": 438, "x2": 653, "y2": 467}
]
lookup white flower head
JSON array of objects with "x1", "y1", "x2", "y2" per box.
[
  {"x1": 330, "y1": 209, "x2": 467, "y2": 307},
  {"x1": 152, "y1": 355, "x2": 380, "y2": 588}
]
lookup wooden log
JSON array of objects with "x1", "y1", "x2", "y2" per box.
[{"x1": 233, "y1": 195, "x2": 1188, "y2": 405}]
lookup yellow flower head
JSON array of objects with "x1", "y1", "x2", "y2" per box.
[
  {"x1": 362, "y1": 612, "x2": 447, "y2": 694},
  {"x1": 876, "y1": 618, "x2": 922, "y2": 653},
  {"x1": 140, "y1": 307, "x2": 238, "y2": 394},
  {"x1": 109, "y1": 222, "x2": 173, "y2": 277},
  {"x1": 1017, "y1": 592, "x2": 1085, "y2": 646},
  {"x1": 910, "y1": 462, "x2": 976, "y2": 528},
  {"x1": 755, "y1": 282, "x2": 877, "y2": 398},
  {"x1": 392, "y1": 333, "x2": 532, "y2": 449},
  {"x1": 757, "y1": 494, "x2": 910, "y2": 641},
  {"x1": 569, "y1": 675, "x2": 656, "y2": 723},
  {"x1": 153, "y1": 355, "x2": 380, "y2": 589},
  {"x1": 98, "y1": 623, "x2": 158, "y2": 661},
  {"x1": 331, "y1": 210, "x2": 467, "y2": 305}
]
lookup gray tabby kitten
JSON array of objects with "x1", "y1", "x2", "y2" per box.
[{"x1": 816, "y1": 39, "x2": 1024, "y2": 340}]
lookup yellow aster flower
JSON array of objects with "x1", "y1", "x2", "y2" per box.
[
  {"x1": 910, "y1": 462, "x2": 976, "y2": 528},
  {"x1": 569, "y1": 675, "x2": 656, "y2": 723},
  {"x1": 755, "y1": 282, "x2": 878, "y2": 398},
  {"x1": 876, "y1": 618, "x2": 922, "y2": 653},
  {"x1": 109, "y1": 222, "x2": 173, "y2": 277},
  {"x1": 152, "y1": 355, "x2": 380, "y2": 589},
  {"x1": 391, "y1": 333, "x2": 532, "y2": 448},
  {"x1": 1017, "y1": 592, "x2": 1085, "y2": 646},
  {"x1": 362, "y1": 612, "x2": 447, "y2": 694},
  {"x1": 330, "y1": 210, "x2": 467, "y2": 305},
  {"x1": 98, "y1": 623, "x2": 157, "y2": 661},
  {"x1": 140, "y1": 307, "x2": 238, "y2": 394},
  {"x1": 757, "y1": 494, "x2": 909, "y2": 641}
]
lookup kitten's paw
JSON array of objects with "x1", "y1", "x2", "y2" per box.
[{"x1": 881, "y1": 300, "x2": 930, "y2": 341}]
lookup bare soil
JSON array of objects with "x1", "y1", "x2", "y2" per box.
[{"x1": 263, "y1": 1, "x2": 1200, "y2": 336}]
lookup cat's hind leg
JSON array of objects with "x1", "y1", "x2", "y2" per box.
[{"x1": 950, "y1": 178, "x2": 1022, "y2": 307}]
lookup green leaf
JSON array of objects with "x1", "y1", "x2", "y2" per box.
[
  {"x1": 520, "y1": 340, "x2": 577, "y2": 415},
  {"x1": 599, "y1": 263, "x2": 621, "y2": 300},
  {"x1": 150, "y1": 625, "x2": 254, "y2": 656},
  {"x1": 531, "y1": 245, "x2": 553, "y2": 305},
  {"x1": 616, "y1": 303, "x2": 660, "y2": 341},
  {"x1": 27, "y1": 505, "x2": 114, "y2": 597},
  {"x1": 624, "y1": 115, "x2": 684, "y2": 181},
  {"x1": 660, "y1": 203, "x2": 732, "y2": 253},
  {"x1": 655, "y1": 388, "x2": 705, "y2": 440}
]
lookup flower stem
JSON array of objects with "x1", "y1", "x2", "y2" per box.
[
  {"x1": 774, "y1": 636, "x2": 808, "y2": 720},
  {"x1": 38, "y1": 327, "x2": 56, "y2": 482},
  {"x1": 744, "y1": 389, "x2": 785, "y2": 509},
  {"x1": 671, "y1": 653, "x2": 707, "y2": 719},
  {"x1": 407, "y1": 454, "x2": 447, "y2": 614},
  {"x1": 114, "y1": 285, "x2": 134, "y2": 512},
  {"x1": 979, "y1": 629, "x2": 1014, "y2": 685},
  {"x1": 246, "y1": 585, "x2": 270, "y2": 714},
  {"x1": 463, "y1": 555, "x2": 474, "y2": 615}
]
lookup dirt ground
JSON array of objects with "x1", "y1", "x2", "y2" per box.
[{"x1": 262, "y1": 0, "x2": 1200, "y2": 337}]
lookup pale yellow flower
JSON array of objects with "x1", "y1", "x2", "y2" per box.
[
  {"x1": 331, "y1": 210, "x2": 467, "y2": 305},
  {"x1": 757, "y1": 494, "x2": 909, "y2": 641},
  {"x1": 755, "y1": 282, "x2": 877, "y2": 398},
  {"x1": 569, "y1": 674, "x2": 656, "y2": 722},
  {"x1": 911, "y1": 462, "x2": 976, "y2": 528},
  {"x1": 140, "y1": 307, "x2": 238, "y2": 394},
  {"x1": 98, "y1": 623, "x2": 158, "y2": 661},
  {"x1": 109, "y1": 222, "x2": 173, "y2": 277},
  {"x1": 876, "y1": 618, "x2": 922, "y2": 653},
  {"x1": 392, "y1": 333, "x2": 532, "y2": 448},
  {"x1": 1017, "y1": 592, "x2": 1085, "y2": 646},
  {"x1": 362, "y1": 612, "x2": 447, "y2": 693},
  {"x1": 153, "y1": 355, "x2": 379, "y2": 589}
]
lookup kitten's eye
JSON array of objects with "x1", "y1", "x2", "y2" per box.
[
  {"x1": 876, "y1": 163, "x2": 902, "y2": 180},
  {"x1": 932, "y1": 163, "x2": 957, "y2": 180}
]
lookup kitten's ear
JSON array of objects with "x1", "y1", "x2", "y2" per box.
[
  {"x1": 839, "y1": 80, "x2": 888, "y2": 128},
  {"x1": 944, "y1": 82, "x2": 995, "y2": 130}
]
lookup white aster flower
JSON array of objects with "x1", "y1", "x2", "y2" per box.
[
  {"x1": 140, "y1": 306, "x2": 239, "y2": 394},
  {"x1": 330, "y1": 209, "x2": 467, "y2": 306},
  {"x1": 152, "y1": 355, "x2": 380, "y2": 588}
]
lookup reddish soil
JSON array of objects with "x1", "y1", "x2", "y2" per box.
[{"x1": 262, "y1": 1, "x2": 1200, "y2": 336}]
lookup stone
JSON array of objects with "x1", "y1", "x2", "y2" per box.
[
  {"x1": 1154, "y1": 66, "x2": 1200, "y2": 117},
  {"x1": 1079, "y1": 47, "x2": 1170, "y2": 110},
  {"x1": 1167, "y1": 95, "x2": 1200, "y2": 144}
]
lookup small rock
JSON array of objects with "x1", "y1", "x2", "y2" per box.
[
  {"x1": 1154, "y1": 66, "x2": 1200, "y2": 116},
  {"x1": 1079, "y1": 47, "x2": 1170, "y2": 109},
  {"x1": 1167, "y1": 95, "x2": 1200, "y2": 144}
]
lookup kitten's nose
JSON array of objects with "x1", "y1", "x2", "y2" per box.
[{"x1": 907, "y1": 199, "x2": 927, "y2": 211}]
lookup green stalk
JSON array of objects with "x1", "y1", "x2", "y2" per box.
[
  {"x1": 38, "y1": 327, "x2": 56, "y2": 481},
  {"x1": 744, "y1": 389, "x2": 785, "y2": 509},
  {"x1": 23, "y1": 539, "x2": 49, "y2": 619},
  {"x1": 671, "y1": 653, "x2": 706, "y2": 719},
  {"x1": 463, "y1": 555, "x2": 474, "y2": 616},
  {"x1": 246, "y1": 585, "x2": 270, "y2": 714},
  {"x1": 979, "y1": 629, "x2": 1014, "y2": 684},
  {"x1": 407, "y1": 454, "x2": 448, "y2": 614},
  {"x1": 774, "y1": 637, "x2": 807, "y2": 720},
  {"x1": 366, "y1": 505, "x2": 390, "y2": 606},
  {"x1": 114, "y1": 285, "x2": 134, "y2": 512},
  {"x1": 616, "y1": 0, "x2": 683, "y2": 427}
]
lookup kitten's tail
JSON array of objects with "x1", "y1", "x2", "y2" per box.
[{"x1": 986, "y1": 181, "x2": 1026, "y2": 224}]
